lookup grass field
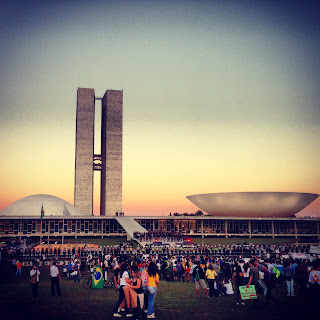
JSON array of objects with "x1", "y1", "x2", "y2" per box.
[
  {"x1": 63, "y1": 236, "x2": 137, "y2": 247},
  {"x1": 59, "y1": 236, "x2": 300, "y2": 248},
  {"x1": 0, "y1": 263, "x2": 317, "y2": 320}
]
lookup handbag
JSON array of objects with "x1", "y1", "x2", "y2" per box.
[{"x1": 30, "y1": 274, "x2": 37, "y2": 284}]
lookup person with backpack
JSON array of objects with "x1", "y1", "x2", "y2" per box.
[{"x1": 192, "y1": 261, "x2": 209, "y2": 298}]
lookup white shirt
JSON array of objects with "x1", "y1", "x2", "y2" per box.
[
  {"x1": 50, "y1": 265, "x2": 59, "y2": 277},
  {"x1": 243, "y1": 268, "x2": 250, "y2": 278},
  {"x1": 309, "y1": 270, "x2": 320, "y2": 284},
  {"x1": 224, "y1": 281, "x2": 234, "y2": 295},
  {"x1": 30, "y1": 268, "x2": 40, "y2": 282},
  {"x1": 119, "y1": 271, "x2": 129, "y2": 286}
]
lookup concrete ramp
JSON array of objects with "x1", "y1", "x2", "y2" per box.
[{"x1": 115, "y1": 217, "x2": 147, "y2": 244}]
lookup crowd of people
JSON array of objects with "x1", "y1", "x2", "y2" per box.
[
  {"x1": 133, "y1": 231, "x2": 184, "y2": 243},
  {"x1": 112, "y1": 259, "x2": 160, "y2": 318},
  {"x1": 0, "y1": 242, "x2": 313, "y2": 264},
  {"x1": 1, "y1": 240, "x2": 320, "y2": 319}
]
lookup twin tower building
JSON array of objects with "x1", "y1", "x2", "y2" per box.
[{"x1": 74, "y1": 88, "x2": 123, "y2": 216}]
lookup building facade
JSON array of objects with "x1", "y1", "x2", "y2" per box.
[{"x1": 1, "y1": 216, "x2": 319, "y2": 242}]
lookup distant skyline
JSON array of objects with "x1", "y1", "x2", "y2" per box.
[{"x1": 1, "y1": 0, "x2": 320, "y2": 216}]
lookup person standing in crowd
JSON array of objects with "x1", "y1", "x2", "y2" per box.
[
  {"x1": 205, "y1": 263, "x2": 217, "y2": 298},
  {"x1": 30, "y1": 262, "x2": 40, "y2": 300},
  {"x1": 67, "y1": 260, "x2": 73, "y2": 279},
  {"x1": 50, "y1": 261, "x2": 62, "y2": 296},
  {"x1": 147, "y1": 261, "x2": 160, "y2": 319},
  {"x1": 246, "y1": 259, "x2": 260, "y2": 306},
  {"x1": 192, "y1": 261, "x2": 209, "y2": 298},
  {"x1": 176, "y1": 259, "x2": 185, "y2": 282},
  {"x1": 309, "y1": 261, "x2": 320, "y2": 296},
  {"x1": 262, "y1": 264, "x2": 279, "y2": 306},
  {"x1": 72, "y1": 260, "x2": 80, "y2": 283},
  {"x1": 103, "y1": 256, "x2": 109, "y2": 281},
  {"x1": 12, "y1": 257, "x2": 17, "y2": 273},
  {"x1": 113, "y1": 262, "x2": 132, "y2": 318},
  {"x1": 234, "y1": 260, "x2": 245, "y2": 306},
  {"x1": 16, "y1": 259, "x2": 22, "y2": 279},
  {"x1": 212, "y1": 260, "x2": 221, "y2": 296},
  {"x1": 283, "y1": 260, "x2": 295, "y2": 296},
  {"x1": 62, "y1": 263, "x2": 67, "y2": 278},
  {"x1": 140, "y1": 260, "x2": 149, "y2": 311},
  {"x1": 185, "y1": 259, "x2": 191, "y2": 282},
  {"x1": 129, "y1": 266, "x2": 145, "y2": 319},
  {"x1": 295, "y1": 259, "x2": 308, "y2": 296},
  {"x1": 242, "y1": 262, "x2": 250, "y2": 285}
]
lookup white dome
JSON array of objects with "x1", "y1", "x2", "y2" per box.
[
  {"x1": 0, "y1": 194, "x2": 89, "y2": 217},
  {"x1": 187, "y1": 192, "x2": 319, "y2": 218}
]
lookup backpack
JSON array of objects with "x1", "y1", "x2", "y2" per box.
[
  {"x1": 195, "y1": 269, "x2": 200, "y2": 281},
  {"x1": 141, "y1": 271, "x2": 148, "y2": 287}
]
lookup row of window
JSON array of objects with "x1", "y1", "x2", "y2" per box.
[
  {"x1": 0, "y1": 219, "x2": 318, "y2": 236},
  {"x1": 0, "y1": 220, "x2": 125, "y2": 235}
]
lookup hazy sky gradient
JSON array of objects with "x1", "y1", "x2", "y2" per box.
[{"x1": 1, "y1": 0, "x2": 319, "y2": 216}]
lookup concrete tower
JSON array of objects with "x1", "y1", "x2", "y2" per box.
[
  {"x1": 100, "y1": 90, "x2": 123, "y2": 216},
  {"x1": 74, "y1": 88, "x2": 123, "y2": 216},
  {"x1": 74, "y1": 88, "x2": 95, "y2": 215}
]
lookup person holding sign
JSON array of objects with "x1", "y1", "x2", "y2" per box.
[{"x1": 246, "y1": 259, "x2": 260, "y2": 306}]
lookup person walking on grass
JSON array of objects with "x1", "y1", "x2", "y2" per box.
[
  {"x1": 147, "y1": 261, "x2": 160, "y2": 319},
  {"x1": 233, "y1": 260, "x2": 245, "y2": 306},
  {"x1": 205, "y1": 264, "x2": 217, "y2": 298},
  {"x1": 16, "y1": 260, "x2": 22, "y2": 280},
  {"x1": 50, "y1": 261, "x2": 62, "y2": 296},
  {"x1": 283, "y1": 260, "x2": 295, "y2": 296},
  {"x1": 192, "y1": 261, "x2": 209, "y2": 298},
  {"x1": 129, "y1": 266, "x2": 145, "y2": 319},
  {"x1": 113, "y1": 262, "x2": 133, "y2": 318},
  {"x1": 246, "y1": 259, "x2": 260, "y2": 307},
  {"x1": 30, "y1": 262, "x2": 40, "y2": 300}
]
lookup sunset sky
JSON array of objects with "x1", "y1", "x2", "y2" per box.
[{"x1": 1, "y1": 0, "x2": 320, "y2": 216}]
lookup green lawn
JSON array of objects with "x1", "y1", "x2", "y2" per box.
[
  {"x1": 63, "y1": 236, "x2": 139, "y2": 248},
  {"x1": 0, "y1": 263, "x2": 317, "y2": 320},
  {"x1": 190, "y1": 237, "x2": 298, "y2": 246},
  {"x1": 59, "y1": 236, "x2": 299, "y2": 248}
]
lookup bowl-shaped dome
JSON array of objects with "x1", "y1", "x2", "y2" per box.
[
  {"x1": 0, "y1": 194, "x2": 89, "y2": 217},
  {"x1": 186, "y1": 192, "x2": 319, "y2": 217}
]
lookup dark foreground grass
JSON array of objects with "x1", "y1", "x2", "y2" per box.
[{"x1": 0, "y1": 263, "x2": 317, "y2": 320}]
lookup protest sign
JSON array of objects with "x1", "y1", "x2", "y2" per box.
[{"x1": 239, "y1": 285, "x2": 257, "y2": 300}]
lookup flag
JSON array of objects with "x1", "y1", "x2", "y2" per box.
[
  {"x1": 41, "y1": 204, "x2": 45, "y2": 219},
  {"x1": 92, "y1": 266, "x2": 104, "y2": 289}
]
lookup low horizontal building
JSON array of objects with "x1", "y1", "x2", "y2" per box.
[{"x1": 1, "y1": 194, "x2": 319, "y2": 242}]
